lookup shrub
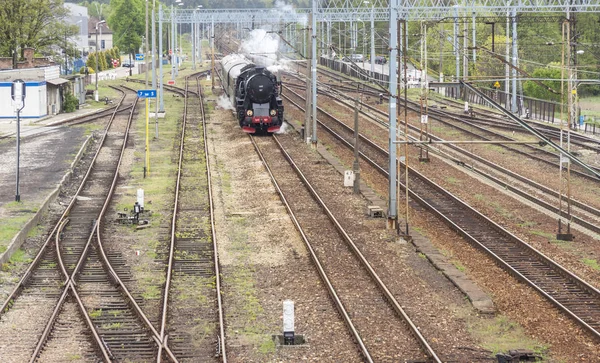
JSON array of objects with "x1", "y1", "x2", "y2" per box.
[
  {"x1": 79, "y1": 66, "x2": 94, "y2": 74},
  {"x1": 64, "y1": 92, "x2": 79, "y2": 113}
]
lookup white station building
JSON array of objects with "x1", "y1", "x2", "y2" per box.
[{"x1": 0, "y1": 65, "x2": 69, "y2": 119}]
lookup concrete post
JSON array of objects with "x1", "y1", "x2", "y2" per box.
[
  {"x1": 159, "y1": 5, "x2": 164, "y2": 112},
  {"x1": 370, "y1": 7, "x2": 375, "y2": 74},
  {"x1": 311, "y1": 0, "x2": 318, "y2": 146},
  {"x1": 511, "y1": 7, "x2": 518, "y2": 113},
  {"x1": 192, "y1": 10, "x2": 196, "y2": 70},
  {"x1": 388, "y1": 0, "x2": 399, "y2": 228}
]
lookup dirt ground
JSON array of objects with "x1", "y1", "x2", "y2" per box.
[{"x1": 0, "y1": 128, "x2": 86, "y2": 207}]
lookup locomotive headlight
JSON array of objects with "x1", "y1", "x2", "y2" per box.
[
  {"x1": 270, "y1": 109, "x2": 277, "y2": 116},
  {"x1": 246, "y1": 110, "x2": 253, "y2": 116}
]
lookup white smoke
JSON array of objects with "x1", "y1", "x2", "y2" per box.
[
  {"x1": 275, "y1": 121, "x2": 292, "y2": 134},
  {"x1": 239, "y1": 28, "x2": 291, "y2": 73},
  {"x1": 240, "y1": 29, "x2": 279, "y2": 63},
  {"x1": 216, "y1": 94, "x2": 234, "y2": 111},
  {"x1": 275, "y1": 0, "x2": 307, "y2": 27}
]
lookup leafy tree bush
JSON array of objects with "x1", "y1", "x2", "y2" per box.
[
  {"x1": 64, "y1": 92, "x2": 79, "y2": 113},
  {"x1": 99, "y1": 51, "x2": 108, "y2": 70},
  {"x1": 79, "y1": 66, "x2": 94, "y2": 74},
  {"x1": 86, "y1": 53, "x2": 97, "y2": 71},
  {"x1": 108, "y1": 0, "x2": 144, "y2": 62},
  {"x1": 523, "y1": 64, "x2": 562, "y2": 102},
  {"x1": 105, "y1": 51, "x2": 113, "y2": 68}
]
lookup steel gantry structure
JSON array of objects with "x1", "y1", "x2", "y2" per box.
[
  {"x1": 156, "y1": 0, "x2": 600, "y2": 231},
  {"x1": 160, "y1": 1, "x2": 600, "y2": 23}
]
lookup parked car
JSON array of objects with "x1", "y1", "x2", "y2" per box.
[
  {"x1": 374, "y1": 56, "x2": 387, "y2": 64},
  {"x1": 122, "y1": 61, "x2": 135, "y2": 68},
  {"x1": 350, "y1": 54, "x2": 364, "y2": 62}
]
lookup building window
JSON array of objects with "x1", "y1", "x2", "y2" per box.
[{"x1": 101, "y1": 40, "x2": 105, "y2": 49}]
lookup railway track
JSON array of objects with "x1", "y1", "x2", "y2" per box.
[
  {"x1": 281, "y1": 84, "x2": 600, "y2": 341},
  {"x1": 282, "y1": 73, "x2": 600, "y2": 237},
  {"x1": 157, "y1": 71, "x2": 226, "y2": 361},
  {"x1": 314, "y1": 66, "x2": 600, "y2": 178},
  {"x1": 0, "y1": 86, "x2": 165, "y2": 361},
  {"x1": 250, "y1": 133, "x2": 441, "y2": 362}
]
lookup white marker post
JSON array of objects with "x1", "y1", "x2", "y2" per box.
[
  {"x1": 283, "y1": 300, "x2": 295, "y2": 345},
  {"x1": 137, "y1": 188, "x2": 145, "y2": 209}
]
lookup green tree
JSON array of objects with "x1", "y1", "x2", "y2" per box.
[
  {"x1": 86, "y1": 52, "x2": 96, "y2": 71},
  {"x1": 472, "y1": 35, "x2": 510, "y2": 84},
  {"x1": 99, "y1": 50, "x2": 108, "y2": 70},
  {"x1": 523, "y1": 64, "x2": 562, "y2": 102},
  {"x1": 79, "y1": 1, "x2": 112, "y2": 21},
  {"x1": 0, "y1": 0, "x2": 74, "y2": 68},
  {"x1": 108, "y1": 0, "x2": 144, "y2": 61}
]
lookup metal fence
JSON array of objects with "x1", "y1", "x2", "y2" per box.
[
  {"x1": 316, "y1": 57, "x2": 600, "y2": 135},
  {"x1": 446, "y1": 86, "x2": 558, "y2": 124}
]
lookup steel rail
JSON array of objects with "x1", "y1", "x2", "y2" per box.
[
  {"x1": 26, "y1": 87, "x2": 132, "y2": 361},
  {"x1": 249, "y1": 135, "x2": 374, "y2": 363},
  {"x1": 0, "y1": 88, "x2": 127, "y2": 316},
  {"x1": 284, "y1": 85, "x2": 600, "y2": 340},
  {"x1": 360, "y1": 89, "x2": 600, "y2": 228},
  {"x1": 156, "y1": 71, "x2": 194, "y2": 363},
  {"x1": 156, "y1": 70, "x2": 222, "y2": 362},
  {"x1": 269, "y1": 133, "x2": 442, "y2": 361},
  {"x1": 284, "y1": 78, "x2": 600, "y2": 234},
  {"x1": 303, "y1": 65, "x2": 600, "y2": 181},
  {"x1": 199, "y1": 75, "x2": 228, "y2": 363}
]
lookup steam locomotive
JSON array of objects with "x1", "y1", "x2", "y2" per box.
[{"x1": 220, "y1": 54, "x2": 284, "y2": 134}]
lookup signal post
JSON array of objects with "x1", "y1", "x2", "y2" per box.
[{"x1": 137, "y1": 89, "x2": 157, "y2": 178}]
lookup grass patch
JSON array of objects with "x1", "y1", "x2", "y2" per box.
[
  {"x1": 0, "y1": 201, "x2": 42, "y2": 249},
  {"x1": 529, "y1": 229, "x2": 566, "y2": 246},
  {"x1": 452, "y1": 259, "x2": 466, "y2": 272},
  {"x1": 485, "y1": 144, "x2": 505, "y2": 153},
  {"x1": 89, "y1": 309, "x2": 102, "y2": 318},
  {"x1": 490, "y1": 202, "x2": 514, "y2": 220},
  {"x1": 7, "y1": 249, "x2": 32, "y2": 265},
  {"x1": 141, "y1": 283, "x2": 162, "y2": 300},
  {"x1": 474, "y1": 194, "x2": 485, "y2": 201},
  {"x1": 446, "y1": 176, "x2": 461, "y2": 184},
  {"x1": 258, "y1": 338, "x2": 276, "y2": 354},
  {"x1": 582, "y1": 258, "x2": 600, "y2": 271},
  {"x1": 102, "y1": 322, "x2": 122, "y2": 329},
  {"x1": 75, "y1": 122, "x2": 104, "y2": 137},
  {"x1": 517, "y1": 221, "x2": 537, "y2": 228},
  {"x1": 469, "y1": 315, "x2": 549, "y2": 358}
]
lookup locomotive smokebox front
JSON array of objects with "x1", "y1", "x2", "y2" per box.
[{"x1": 246, "y1": 72, "x2": 274, "y2": 104}]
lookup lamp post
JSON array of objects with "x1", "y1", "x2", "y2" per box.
[
  {"x1": 12, "y1": 80, "x2": 26, "y2": 202},
  {"x1": 95, "y1": 20, "x2": 106, "y2": 102}
]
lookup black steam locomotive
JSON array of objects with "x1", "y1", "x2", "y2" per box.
[{"x1": 220, "y1": 54, "x2": 284, "y2": 133}]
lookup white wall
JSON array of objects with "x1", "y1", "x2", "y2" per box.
[{"x1": 0, "y1": 82, "x2": 47, "y2": 118}]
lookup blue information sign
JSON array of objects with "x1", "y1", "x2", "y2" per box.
[
  {"x1": 137, "y1": 89, "x2": 157, "y2": 98},
  {"x1": 135, "y1": 54, "x2": 145, "y2": 61}
]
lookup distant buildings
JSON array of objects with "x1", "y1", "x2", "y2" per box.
[
  {"x1": 65, "y1": 3, "x2": 90, "y2": 56},
  {"x1": 89, "y1": 17, "x2": 114, "y2": 53}
]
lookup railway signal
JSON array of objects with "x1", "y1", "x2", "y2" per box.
[{"x1": 138, "y1": 89, "x2": 157, "y2": 178}]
